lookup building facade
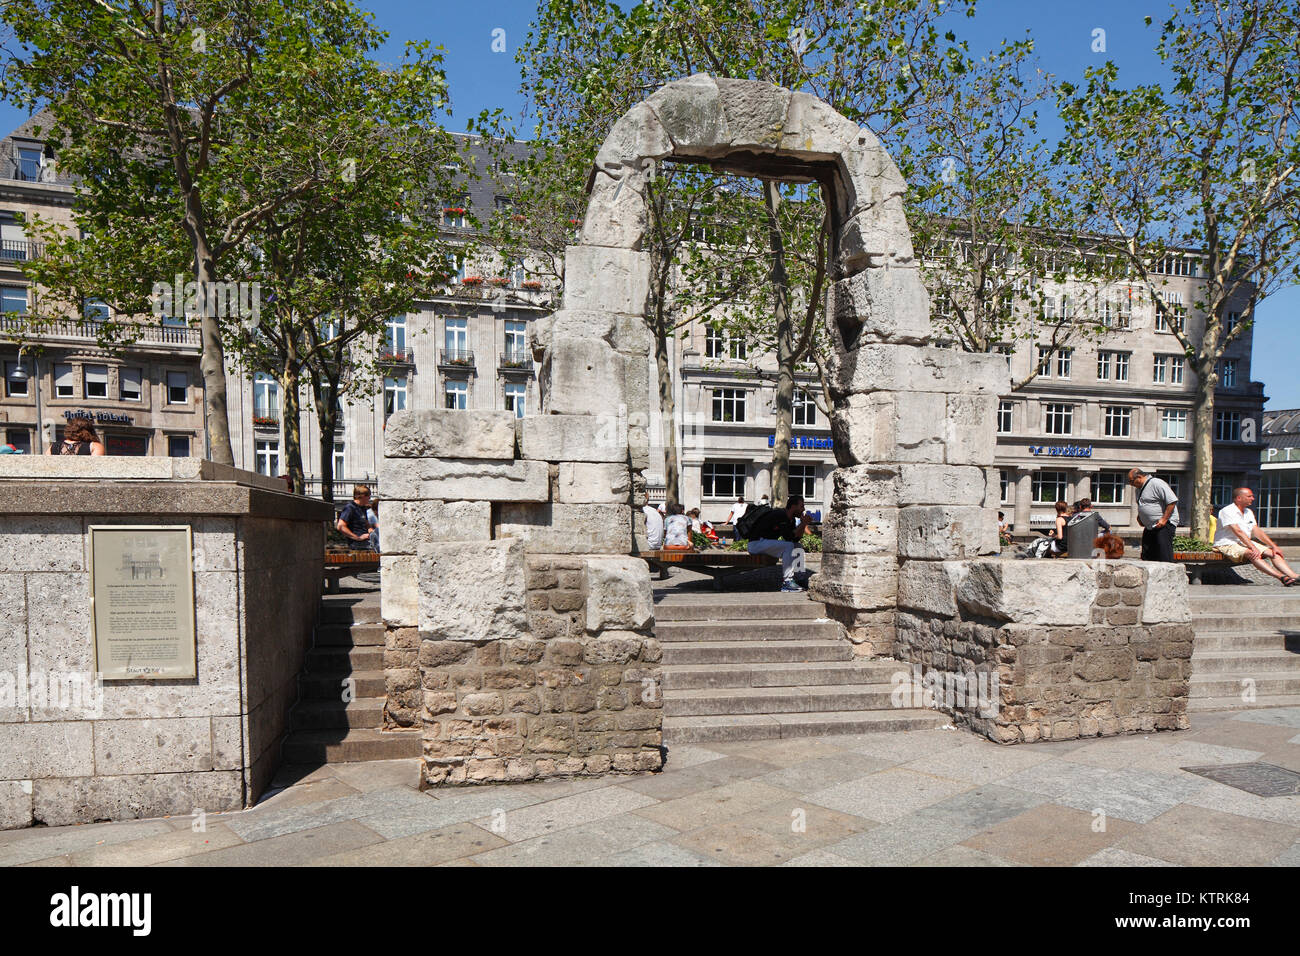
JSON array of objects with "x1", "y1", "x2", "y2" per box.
[{"x1": 1260, "y1": 408, "x2": 1300, "y2": 528}]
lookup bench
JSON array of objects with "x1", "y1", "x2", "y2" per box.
[
  {"x1": 324, "y1": 550, "x2": 380, "y2": 593},
  {"x1": 639, "y1": 549, "x2": 779, "y2": 591},
  {"x1": 1174, "y1": 551, "x2": 1229, "y2": 585}
]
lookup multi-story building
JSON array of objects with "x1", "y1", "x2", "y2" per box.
[
  {"x1": 1260, "y1": 408, "x2": 1300, "y2": 528},
  {"x1": 0, "y1": 116, "x2": 206, "y2": 456}
]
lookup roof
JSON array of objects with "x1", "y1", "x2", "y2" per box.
[{"x1": 1263, "y1": 409, "x2": 1300, "y2": 447}]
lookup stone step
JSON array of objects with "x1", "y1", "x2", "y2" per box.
[
  {"x1": 664, "y1": 683, "x2": 903, "y2": 717},
  {"x1": 315, "y1": 623, "x2": 386, "y2": 647},
  {"x1": 319, "y1": 600, "x2": 382, "y2": 625},
  {"x1": 661, "y1": 640, "x2": 856, "y2": 666},
  {"x1": 1189, "y1": 672, "x2": 1300, "y2": 697},
  {"x1": 655, "y1": 620, "x2": 841, "y2": 643},
  {"x1": 305, "y1": 645, "x2": 385, "y2": 673},
  {"x1": 1188, "y1": 693, "x2": 1300, "y2": 713},
  {"x1": 299, "y1": 669, "x2": 387, "y2": 700},
  {"x1": 289, "y1": 698, "x2": 385, "y2": 730},
  {"x1": 1190, "y1": 614, "x2": 1300, "y2": 633},
  {"x1": 660, "y1": 659, "x2": 904, "y2": 690},
  {"x1": 1193, "y1": 631, "x2": 1299, "y2": 651},
  {"x1": 663, "y1": 708, "x2": 949, "y2": 744},
  {"x1": 1189, "y1": 650, "x2": 1300, "y2": 674},
  {"x1": 653, "y1": 600, "x2": 826, "y2": 622},
  {"x1": 281, "y1": 727, "x2": 421, "y2": 764}
]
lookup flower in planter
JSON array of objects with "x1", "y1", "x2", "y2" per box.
[
  {"x1": 521, "y1": 280, "x2": 543, "y2": 290},
  {"x1": 461, "y1": 276, "x2": 484, "y2": 286},
  {"x1": 487, "y1": 277, "x2": 509, "y2": 286}
]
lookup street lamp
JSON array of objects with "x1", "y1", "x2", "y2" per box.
[{"x1": 7, "y1": 347, "x2": 43, "y2": 454}]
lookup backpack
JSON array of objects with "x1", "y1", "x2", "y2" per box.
[{"x1": 735, "y1": 504, "x2": 772, "y2": 541}]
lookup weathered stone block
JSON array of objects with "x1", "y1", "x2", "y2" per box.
[
  {"x1": 809, "y1": 554, "x2": 897, "y2": 610},
  {"x1": 644, "y1": 73, "x2": 728, "y2": 156},
  {"x1": 897, "y1": 560, "x2": 967, "y2": 617},
  {"x1": 544, "y1": 337, "x2": 628, "y2": 416},
  {"x1": 563, "y1": 245, "x2": 651, "y2": 315},
  {"x1": 382, "y1": 501, "x2": 492, "y2": 555},
  {"x1": 716, "y1": 77, "x2": 790, "y2": 150},
  {"x1": 496, "y1": 503, "x2": 632, "y2": 554},
  {"x1": 581, "y1": 169, "x2": 651, "y2": 249},
  {"x1": 820, "y1": 506, "x2": 897, "y2": 555},
  {"x1": 519, "y1": 414, "x2": 628, "y2": 463},
  {"x1": 557, "y1": 462, "x2": 632, "y2": 504},
  {"x1": 417, "y1": 539, "x2": 528, "y2": 642},
  {"x1": 831, "y1": 465, "x2": 899, "y2": 505},
  {"x1": 897, "y1": 464, "x2": 987, "y2": 507},
  {"x1": 383, "y1": 410, "x2": 517, "y2": 460},
  {"x1": 956, "y1": 561, "x2": 1098, "y2": 626},
  {"x1": 382, "y1": 554, "x2": 418, "y2": 627},
  {"x1": 586, "y1": 557, "x2": 653, "y2": 633},
  {"x1": 828, "y1": 268, "x2": 931, "y2": 349},
  {"x1": 781, "y1": 90, "x2": 861, "y2": 160},
  {"x1": 944, "y1": 394, "x2": 998, "y2": 467},
  {"x1": 384, "y1": 458, "x2": 549, "y2": 502},
  {"x1": 1141, "y1": 562, "x2": 1192, "y2": 624},
  {"x1": 897, "y1": 506, "x2": 998, "y2": 560}
]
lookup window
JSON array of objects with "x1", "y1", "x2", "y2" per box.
[
  {"x1": 16, "y1": 146, "x2": 42, "y2": 181},
  {"x1": 997, "y1": 401, "x2": 1013, "y2": 434},
  {"x1": 793, "y1": 388, "x2": 816, "y2": 426},
  {"x1": 444, "y1": 317, "x2": 468, "y2": 358},
  {"x1": 701, "y1": 462, "x2": 746, "y2": 499},
  {"x1": 442, "y1": 205, "x2": 467, "y2": 228},
  {"x1": 788, "y1": 464, "x2": 816, "y2": 500},
  {"x1": 705, "y1": 327, "x2": 746, "y2": 360},
  {"x1": 319, "y1": 314, "x2": 341, "y2": 341},
  {"x1": 84, "y1": 364, "x2": 108, "y2": 399},
  {"x1": 711, "y1": 388, "x2": 746, "y2": 423},
  {"x1": 83, "y1": 299, "x2": 110, "y2": 322},
  {"x1": 120, "y1": 367, "x2": 142, "y2": 402},
  {"x1": 1220, "y1": 359, "x2": 1237, "y2": 388},
  {"x1": 1104, "y1": 406, "x2": 1131, "y2": 438},
  {"x1": 167, "y1": 435, "x2": 190, "y2": 458},
  {"x1": 253, "y1": 373, "x2": 279, "y2": 419},
  {"x1": 1153, "y1": 254, "x2": 1197, "y2": 277},
  {"x1": 383, "y1": 376, "x2": 407, "y2": 420},
  {"x1": 1115, "y1": 352, "x2": 1130, "y2": 382},
  {"x1": 333, "y1": 442, "x2": 345, "y2": 478},
  {"x1": 1160, "y1": 408, "x2": 1188, "y2": 440},
  {"x1": 1170, "y1": 356, "x2": 1184, "y2": 385},
  {"x1": 1036, "y1": 346, "x2": 1052, "y2": 377},
  {"x1": 1102, "y1": 291, "x2": 1134, "y2": 329},
  {"x1": 1, "y1": 286, "x2": 26, "y2": 313},
  {"x1": 504, "y1": 321, "x2": 528, "y2": 364},
  {"x1": 999, "y1": 470, "x2": 1011, "y2": 504},
  {"x1": 6, "y1": 428, "x2": 30, "y2": 454},
  {"x1": 1044, "y1": 403, "x2": 1073, "y2": 435},
  {"x1": 254, "y1": 440, "x2": 280, "y2": 477},
  {"x1": 1214, "y1": 410, "x2": 1241, "y2": 442},
  {"x1": 1153, "y1": 354, "x2": 1183, "y2": 385},
  {"x1": 1155, "y1": 293, "x2": 1186, "y2": 332},
  {"x1": 1033, "y1": 471, "x2": 1069, "y2": 504},
  {"x1": 1096, "y1": 351, "x2": 1111, "y2": 380},
  {"x1": 1260, "y1": 471, "x2": 1299, "y2": 528},
  {"x1": 54, "y1": 363, "x2": 74, "y2": 398},
  {"x1": 1055, "y1": 348, "x2": 1072, "y2": 379},
  {"x1": 1160, "y1": 473, "x2": 1182, "y2": 499},
  {"x1": 1225, "y1": 311, "x2": 1241, "y2": 334},
  {"x1": 444, "y1": 379, "x2": 468, "y2": 410},
  {"x1": 5, "y1": 361, "x2": 28, "y2": 397},
  {"x1": 166, "y1": 371, "x2": 188, "y2": 404},
  {"x1": 1212, "y1": 474, "x2": 1234, "y2": 509},
  {"x1": 996, "y1": 344, "x2": 1013, "y2": 369},
  {"x1": 385, "y1": 315, "x2": 407, "y2": 356},
  {"x1": 1093, "y1": 471, "x2": 1126, "y2": 505},
  {"x1": 504, "y1": 382, "x2": 526, "y2": 418}
]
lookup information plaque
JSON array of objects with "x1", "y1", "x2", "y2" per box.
[{"x1": 89, "y1": 525, "x2": 197, "y2": 680}]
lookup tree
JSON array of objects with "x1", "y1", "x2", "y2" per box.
[
  {"x1": 0, "y1": 0, "x2": 423, "y2": 464},
  {"x1": 1057, "y1": 0, "x2": 1300, "y2": 539}
]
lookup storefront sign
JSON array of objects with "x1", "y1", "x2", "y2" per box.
[
  {"x1": 1028, "y1": 444, "x2": 1092, "y2": 458},
  {"x1": 64, "y1": 409, "x2": 134, "y2": 425},
  {"x1": 90, "y1": 525, "x2": 197, "y2": 680},
  {"x1": 767, "y1": 434, "x2": 834, "y2": 450}
]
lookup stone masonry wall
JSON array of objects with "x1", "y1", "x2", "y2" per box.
[{"x1": 895, "y1": 558, "x2": 1193, "y2": 743}]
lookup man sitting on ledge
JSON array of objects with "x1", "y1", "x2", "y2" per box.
[
  {"x1": 1214, "y1": 486, "x2": 1297, "y2": 586},
  {"x1": 747, "y1": 495, "x2": 812, "y2": 593}
]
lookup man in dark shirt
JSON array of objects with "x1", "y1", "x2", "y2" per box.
[
  {"x1": 747, "y1": 495, "x2": 811, "y2": 592},
  {"x1": 337, "y1": 484, "x2": 375, "y2": 550}
]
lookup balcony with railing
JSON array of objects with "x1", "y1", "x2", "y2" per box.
[
  {"x1": 499, "y1": 349, "x2": 533, "y2": 375},
  {"x1": 380, "y1": 346, "x2": 415, "y2": 366},
  {"x1": 0, "y1": 315, "x2": 202, "y2": 350},
  {"x1": 438, "y1": 348, "x2": 476, "y2": 372},
  {"x1": 0, "y1": 240, "x2": 43, "y2": 264}
]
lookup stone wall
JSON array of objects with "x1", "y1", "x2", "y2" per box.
[
  {"x1": 895, "y1": 558, "x2": 1193, "y2": 743},
  {"x1": 0, "y1": 459, "x2": 330, "y2": 828}
]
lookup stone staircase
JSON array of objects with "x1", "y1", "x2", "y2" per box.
[
  {"x1": 657, "y1": 592, "x2": 946, "y2": 743},
  {"x1": 281, "y1": 588, "x2": 420, "y2": 764},
  {"x1": 1189, "y1": 587, "x2": 1300, "y2": 712}
]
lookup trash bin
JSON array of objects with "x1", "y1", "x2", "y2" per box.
[{"x1": 1066, "y1": 512, "x2": 1101, "y2": 558}]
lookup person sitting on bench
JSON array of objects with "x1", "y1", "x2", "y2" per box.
[
  {"x1": 663, "y1": 502, "x2": 693, "y2": 551},
  {"x1": 746, "y1": 495, "x2": 811, "y2": 592},
  {"x1": 1213, "y1": 486, "x2": 1297, "y2": 586}
]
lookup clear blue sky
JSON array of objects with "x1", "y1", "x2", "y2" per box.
[{"x1": 3, "y1": 0, "x2": 1296, "y2": 408}]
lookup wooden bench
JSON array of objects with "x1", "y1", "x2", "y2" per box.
[
  {"x1": 1174, "y1": 551, "x2": 1229, "y2": 585},
  {"x1": 639, "y1": 549, "x2": 779, "y2": 591},
  {"x1": 324, "y1": 550, "x2": 380, "y2": 593}
]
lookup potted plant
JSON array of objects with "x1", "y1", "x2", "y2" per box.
[
  {"x1": 521, "y1": 280, "x2": 543, "y2": 290},
  {"x1": 461, "y1": 276, "x2": 483, "y2": 287}
]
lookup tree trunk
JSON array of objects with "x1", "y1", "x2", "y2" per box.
[
  {"x1": 281, "y1": 366, "x2": 304, "y2": 495},
  {"x1": 187, "y1": 217, "x2": 233, "y2": 465},
  {"x1": 1190, "y1": 357, "x2": 1217, "y2": 541},
  {"x1": 315, "y1": 375, "x2": 340, "y2": 504},
  {"x1": 655, "y1": 328, "x2": 680, "y2": 505},
  {"x1": 764, "y1": 181, "x2": 795, "y2": 505}
]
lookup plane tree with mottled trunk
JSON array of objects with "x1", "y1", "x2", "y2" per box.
[{"x1": 1056, "y1": 0, "x2": 1300, "y2": 539}]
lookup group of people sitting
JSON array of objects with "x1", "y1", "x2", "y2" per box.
[{"x1": 1021, "y1": 497, "x2": 1125, "y2": 559}]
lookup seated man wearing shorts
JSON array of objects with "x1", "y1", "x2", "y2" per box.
[{"x1": 1213, "y1": 487, "x2": 1297, "y2": 586}]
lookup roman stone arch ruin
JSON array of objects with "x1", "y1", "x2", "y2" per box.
[{"x1": 381, "y1": 76, "x2": 1191, "y2": 788}]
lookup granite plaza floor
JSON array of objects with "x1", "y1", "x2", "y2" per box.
[{"x1": 4, "y1": 707, "x2": 1299, "y2": 867}]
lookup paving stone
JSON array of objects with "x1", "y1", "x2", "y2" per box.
[
  {"x1": 1184, "y1": 720, "x2": 1299, "y2": 752},
  {"x1": 835, "y1": 728, "x2": 969, "y2": 764},
  {"x1": 245, "y1": 777, "x2": 361, "y2": 814},
  {"x1": 1054, "y1": 767, "x2": 1211, "y2": 824},
  {"x1": 780, "y1": 848, "x2": 859, "y2": 867},
  {"x1": 807, "y1": 768, "x2": 974, "y2": 823},
  {"x1": 1114, "y1": 804, "x2": 1299, "y2": 866},
  {"x1": 702, "y1": 737, "x2": 851, "y2": 767},
  {"x1": 471, "y1": 813, "x2": 677, "y2": 866},
  {"x1": 1076, "y1": 846, "x2": 1179, "y2": 867},
  {"x1": 826, "y1": 816, "x2": 971, "y2": 865},
  {"x1": 224, "y1": 786, "x2": 436, "y2": 842},
  {"x1": 752, "y1": 753, "x2": 898, "y2": 794},
  {"x1": 305, "y1": 823, "x2": 506, "y2": 866},
  {"x1": 1124, "y1": 741, "x2": 1265, "y2": 776},
  {"x1": 607, "y1": 842, "x2": 722, "y2": 867},
  {"x1": 618, "y1": 756, "x2": 782, "y2": 800},
  {"x1": 473, "y1": 786, "x2": 659, "y2": 843},
  {"x1": 659, "y1": 744, "x2": 729, "y2": 770},
  {"x1": 634, "y1": 780, "x2": 800, "y2": 832},
  {"x1": 961, "y1": 803, "x2": 1139, "y2": 866},
  {"x1": 899, "y1": 740, "x2": 1054, "y2": 784},
  {"x1": 0, "y1": 819, "x2": 174, "y2": 867},
  {"x1": 995, "y1": 760, "x2": 1113, "y2": 798},
  {"x1": 325, "y1": 759, "x2": 422, "y2": 793},
  {"x1": 1061, "y1": 735, "x2": 1180, "y2": 769},
  {"x1": 163, "y1": 820, "x2": 385, "y2": 867},
  {"x1": 62, "y1": 823, "x2": 245, "y2": 866},
  {"x1": 910, "y1": 844, "x2": 1023, "y2": 866},
  {"x1": 1184, "y1": 778, "x2": 1300, "y2": 827},
  {"x1": 1271, "y1": 841, "x2": 1300, "y2": 866},
  {"x1": 1231, "y1": 708, "x2": 1300, "y2": 729},
  {"x1": 906, "y1": 784, "x2": 1048, "y2": 833}
]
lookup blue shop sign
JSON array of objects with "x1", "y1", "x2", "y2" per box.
[
  {"x1": 767, "y1": 434, "x2": 834, "y2": 450},
  {"x1": 1028, "y1": 444, "x2": 1092, "y2": 458}
]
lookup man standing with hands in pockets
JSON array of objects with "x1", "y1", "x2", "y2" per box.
[{"x1": 1127, "y1": 469, "x2": 1179, "y2": 562}]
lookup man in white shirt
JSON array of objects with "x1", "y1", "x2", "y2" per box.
[
  {"x1": 1213, "y1": 487, "x2": 1297, "y2": 585},
  {"x1": 643, "y1": 502, "x2": 664, "y2": 550}
]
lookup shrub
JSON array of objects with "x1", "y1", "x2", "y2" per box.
[
  {"x1": 1173, "y1": 535, "x2": 1214, "y2": 552},
  {"x1": 800, "y1": 532, "x2": 822, "y2": 553}
]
